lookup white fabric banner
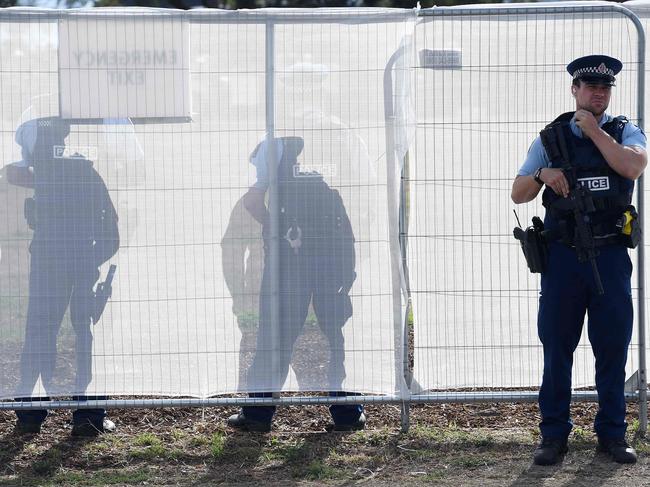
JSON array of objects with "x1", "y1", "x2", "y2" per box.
[{"x1": 0, "y1": 8, "x2": 415, "y2": 399}]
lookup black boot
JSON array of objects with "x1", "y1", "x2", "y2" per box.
[
  {"x1": 597, "y1": 438, "x2": 637, "y2": 464},
  {"x1": 533, "y1": 437, "x2": 568, "y2": 465},
  {"x1": 15, "y1": 420, "x2": 42, "y2": 434},
  {"x1": 226, "y1": 412, "x2": 271, "y2": 433},
  {"x1": 71, "y1": 418, "x2": 116, "y2": 437},
  {"x1": 332, "y1": 412, "x2": 366, "y2": 432}
]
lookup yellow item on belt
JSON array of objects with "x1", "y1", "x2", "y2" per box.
[{"x1": 621, "y1": 210, "x2": 634, "y2": 236}]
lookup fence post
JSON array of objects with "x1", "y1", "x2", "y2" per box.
[
  {"x1": 384, "y1": 42, "x2": 412, "y2": 432},
  {"x1": 634, "y1": 11, "x2": 648, "y2": 434},
  {"x1": 265, "y1": 20, "x2": 281, "y2": 394},
  {"x1": 616, "y1": 3, "x2": 649, "y2": 435}
]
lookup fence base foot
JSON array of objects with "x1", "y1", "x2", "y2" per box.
[{"x1": 400, "y1": 402, "x2": 410, "y2": 433}]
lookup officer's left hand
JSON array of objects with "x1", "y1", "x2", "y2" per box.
[{"x1": 574, "y1": 109, "x2": 600, "y2": 139}]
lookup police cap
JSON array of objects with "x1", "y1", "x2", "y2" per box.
[{"x1": 566, "y1": 55, "x2": 622, "y2": 86}]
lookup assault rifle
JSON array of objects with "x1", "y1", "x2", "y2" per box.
[
  {"x1": 566, "y1": 184, "x2": 604, "y2": 295},
  {"x1": 539, "y1": 123, "x2": 604, "y2": 295}
]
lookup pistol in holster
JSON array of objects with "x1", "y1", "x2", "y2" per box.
[
  {"x1": 514, "y1": 216, "x2": 548, "y2": 274},
  {"x1": 92, "y1": 264, "x2": 117, "y2": 325}
]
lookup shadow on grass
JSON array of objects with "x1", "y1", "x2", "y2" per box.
[
  {"x1": 0, "y1": 427, "x2": 31, "y2": 478},
  {"x1": 567, "y1": 453, "x2": 623, "y2": 486},
  {"x1": 510, "y1": 461, "x2": 566, "y2": 487},
  {"x1": 509, "y1": 445, "x2": 623, "y2": 487},
  {"x1": 0, "y1": 423, "x2": 97, "y2": 487},
  {"x1": 191, "y1": 429, "x2": 347, "y2": 485}
]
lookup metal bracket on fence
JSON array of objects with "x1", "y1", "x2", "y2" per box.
[
  {"x1": 3, "y1": 390, "x2": 641, "y2": 411},
  {"x1": 626, "y1": 370, "x2": 641, "y2": 394}
]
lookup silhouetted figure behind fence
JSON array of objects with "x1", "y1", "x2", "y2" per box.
[{"x1": 8, "y1": 117, "x2": 120, "y2": 436}]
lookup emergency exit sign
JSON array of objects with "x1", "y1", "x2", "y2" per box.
[{"x1": 58, "y1": 12, "x2": 191, "y2": 119}]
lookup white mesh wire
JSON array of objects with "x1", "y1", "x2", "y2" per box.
[
  {"x1": 0, "y1": 8, "x2": 415, "y2": 399},
  {"x1": 410, "y1": 3, "x2": 643, "y2": 392},
  {"x1": 0, "y1": 4, "x2": 646, "y2": 404}
]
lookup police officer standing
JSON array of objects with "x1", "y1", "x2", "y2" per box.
[
  {"x1": 7, "y1": 117, "x2": 120, "y2": 437},
  {"x1": 512, "y1": 55, "x2": 647, "y2": 465},
  {"x1": 226, "y1": 136, "x2": 365, "y2": 432}
]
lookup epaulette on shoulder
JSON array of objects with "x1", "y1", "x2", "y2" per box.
[
  {"x1": 612, "y1": 115, "x2": 629, "y2": 125},
  {"x1": 603, "y1": 115, "x2": 629, "y2": 129}
]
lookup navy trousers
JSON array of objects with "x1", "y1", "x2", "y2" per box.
[
  {"x1": 538, "y1": 242, "x2": 633, "y2": 440},
  {"x1": 243, "y1": 248, "x2": 362, "y2": 425},
  {"x1": 15, "y1": 247, "x2": 105, "y2": 427}
]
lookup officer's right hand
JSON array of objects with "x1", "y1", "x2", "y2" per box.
[{"x1": 539, "y1": 168, "x2": 570, "y2": 198}]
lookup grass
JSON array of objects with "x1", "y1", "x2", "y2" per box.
[
  {"x1": 347, "y1": 427, "x2": 394, "y2": 446},
  {"x1": 0, "y1": 403, "x2": 647, "y2": 486},
  {"x1": 422, "y1": 470, "x2": 447, "y2": 481},
  {"x1": 571, "y1": 425, "x2": 595, "y2": 447},
  {"x1": 130, "y1": 433, "x2": 168, "y2": 459},
  {"x1": 170, "y1": 427, "x2": 187, "y2": 441},
  {"x1": 31, "y1": 448, "x2": 63, "y2": 476},
  {"x1": 88, "y1": 432, "x2": 125, "y2": 452},
  {"x1": 262, "y1": 438, "x2": 308, "y2": 462},
  {"x1": 304, "y1": 460, "x2": 339, "y2": 480},
  {"x1": 234, "y1": 311, "x2": 259, "y2": 330},
  {"x1": 634, "y1": 439, "x2": 650, "y2": 454},
  {"x1": 189, "y1": 435, "x2": 210, "y2": 447},
  {"x1": 447, "y1": 454, "x2": 496, "y2": 469},
  {"x1": 410, "y1": 424, "x2": 500, "y2": 447},
  {"x1": 210, "y1": 432, "x2": 226, "y2": 458},
  {"x1": 328, "y1": 450, "x2": 373, "y2": 466},
  {"x1": 49, "y1": 468, "x2": 153, "y2": 486},
  {"x1": 630, "y1": 421, "x2": 650, "y2": 454},
  {"x1": 133, "y1": 432, "x2": 161, "y2": 447}
]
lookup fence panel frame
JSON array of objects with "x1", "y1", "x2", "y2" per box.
[{"x1": 0, "y1": 3, "x2": 645, "y2": 433}]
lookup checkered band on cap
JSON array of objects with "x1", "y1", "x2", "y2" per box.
[
  {"x1": 567, "y1": 56, "x2": 622, "y2": 81},
  {"x1": 572, "y1": 62, "x2": 615, "y2": 79}
]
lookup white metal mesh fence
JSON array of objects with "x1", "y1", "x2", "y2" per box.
[
  {"x1": 409, "y1": 3, "x2": 643, "y2": 392},
  {"x1": 0, "y1": 8, "x2": 415, "y2": 400},
  {"x1": 0, "y1": 4, "x2": 646, "y2": 407}
]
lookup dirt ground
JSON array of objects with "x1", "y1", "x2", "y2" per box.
[{"x1": 1, "y1": 399, "x2": 650, "y2": 486}]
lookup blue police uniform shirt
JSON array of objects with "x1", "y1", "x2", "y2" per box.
[{"x1": 517, "y1": 114, "x2": 647, "y2": 176}]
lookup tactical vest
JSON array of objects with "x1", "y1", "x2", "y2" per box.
[
  {"x1": 541, "y1": 112, "x2": 634, "y2": 244},
  {"x1": 276, "y1": 158, "x2": 355, "y2": 257},
  {"x1": 271, "y1": 157, "x2": 357, "y2": 291},
  {"x1": 29, "y1": 157, "x2": 117, "y2": 252}
]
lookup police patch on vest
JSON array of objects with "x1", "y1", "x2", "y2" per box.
[
  {"x1": 292, "y1": 164, "x2": 337, "y2": 178},
  {"x1": 578, "y1": 176, "x2": 610, "y2": 191}
]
